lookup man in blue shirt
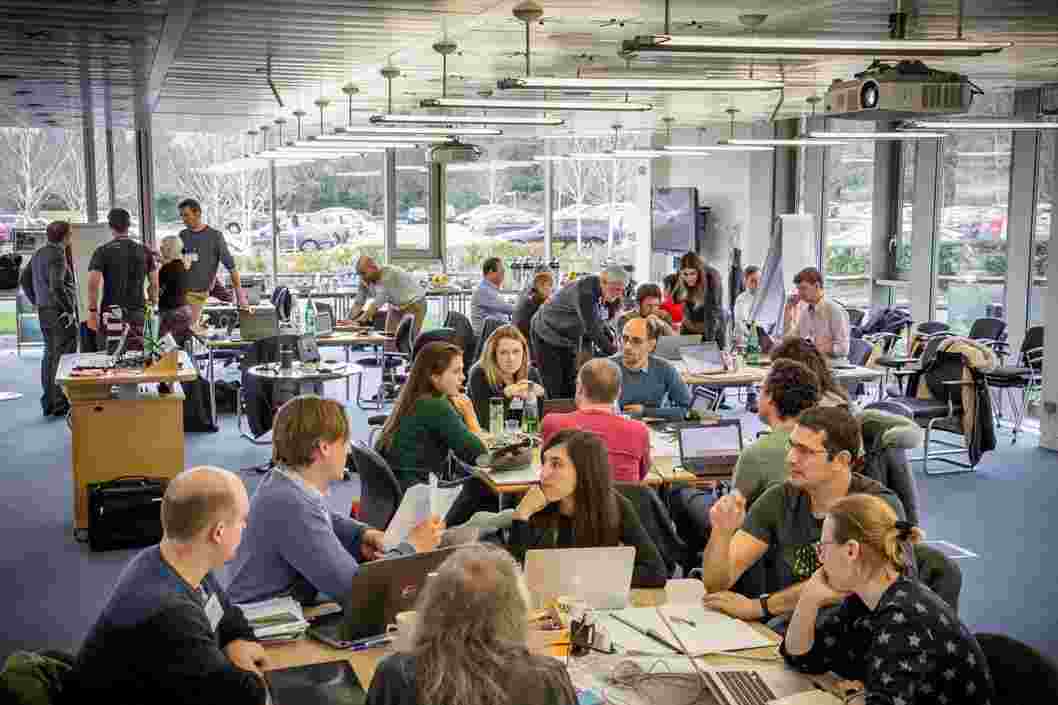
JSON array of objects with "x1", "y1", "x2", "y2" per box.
[
  {"x1": 612, "y1": 317, "x2": 691, "y2": 421},
  {"x1": 470, "y1": 257, "x2": 514, "y2": 335}
]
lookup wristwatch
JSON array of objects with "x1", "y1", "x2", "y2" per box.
[{"x1": 759, "y1": 593, "x2": 774, "y2": 621}]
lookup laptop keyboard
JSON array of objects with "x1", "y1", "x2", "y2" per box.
[{"x1": 714, "y1": 671, "x2": 777, "y2": 705}]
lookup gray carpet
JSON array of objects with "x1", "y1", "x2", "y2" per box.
[{"x1": 1, "y1": 348, "x2": 1057, "y2": 663}]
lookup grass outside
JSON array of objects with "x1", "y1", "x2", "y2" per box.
[{"x1": 0, "y1": 312, "x2": 14, "y2": 334}]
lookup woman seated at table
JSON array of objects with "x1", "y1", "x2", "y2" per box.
[
  {"x1": 771, "y1": 337, "x2": 852, "y2": 409},
  {"x1": 782, "y1": 494, "x2": 995, "y2": 704},
  {"x1": 366, "y1": 544, "x2": 577, "y2": 705},
  {"x1": 467, "y1": 324, "x2": 546, "y2": 428},
  {"x1": 377, "y1": 341, "x2": 488, "y2": 492},
  {"x1": 507, "y1": 429, "x2": 667, "y2": 588}
]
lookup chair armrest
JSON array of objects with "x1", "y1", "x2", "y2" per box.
[{"x1": 892, "y1": 368, "x2": 921, "y2": 378}]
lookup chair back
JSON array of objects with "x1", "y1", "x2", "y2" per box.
[
  {"x1": 394, "y1": 314, "x2": 415, "y2": 356},
  {"x1": 922, "y1": 350, "x2": 967, "y2": 407},
  {"x1": 968, "y1": 316, "x2": 1007, "y2": 343},
  {"x1": 614, "y1": 484, "x2": 686, "y2": 577},
  {"x1": 475, "y1": 317, "x2": 506, "y2": 364},
  {"x1": 412, "y1": 327, "x2": 459, "y2": 363},
  {"x1": 847, "y1": 338, "x2": 873, "y2": 367},
  {"x1": 975, "y1": 632, "x2": 1058, "y2": 702},
  {"x1": 444, "y1": 311, "x2": 478, "y2": 376},
  {"x1": 916, "y1": 320, "x2": 950, "y2": 336},
  {"x1": 349, "y1": 442, "x2": 403, "y2": 529},
  {"x1": 845, "y1": 307, "x2": 866, "y2": 328},
  {"x1": 313, "y1": 299, "x2": 335, "y2": 321},
  {"x1": 1021, "y1": 325, "x2": 1044, "y2": 370},
  {"x1": 912, "y1": 543, "x2": 961, "y2": 612}
]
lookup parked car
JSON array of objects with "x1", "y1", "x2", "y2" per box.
[
  {"x1": 251, "y1": 221, "x2": 339, "y2": 252},
  {"x1": 300, "y1": 208, "x2": 374, "y2": 242}
]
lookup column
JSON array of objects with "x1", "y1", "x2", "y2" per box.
[
  {"x1": 871, "y1": 122, "x2": 902, "y2": 309},
  {"x1": 428, "y1": 162, "x2": 446, "y2": 268},
  {"x1": 134, "y1": 109, "x2": 155, "y2": 247},
  {"x1": 1005, "y1": 89, "x2": 1043, "y2": 354},
  {"x1": 382, "y1": 148, "x2": 397, "y2": 265},
  {"x1": 801, "y1": 117, "x2": 826, "y2": 268},
  {"x1": 1041, "y1": 117, "x2": 1058, "y2": 451},
  {"x1": 270, "y1": 159, "x2": 279, "y2": 289},
  {"x1": 543, "y1": 155, "x2": 554, "y2": 263},
  {"x1": 910, "y1": 136, "x2": 943, "y2": 324},
  {"x1": 81, "y1": 116, "x2": 98, "y2": 224}
]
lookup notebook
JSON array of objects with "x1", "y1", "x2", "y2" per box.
[
  {"x1": 523, "y1": 546, "x2": 635, "y2": 609},
  {"x1": 264, "y1": 660, "x2": 365, "y2": 705},
  {"x1": 654, "y1": 334, "x2": 702, "y2": 361},
  {"x1": 677, "y1": 422, "x2": 743, "y2": 476},
  {"x1": 600, "y1": 605, "x2": 773, "y2": 656}
]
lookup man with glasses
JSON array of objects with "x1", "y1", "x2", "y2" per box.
[
  {"x1": 698, "y1": 406, "x2": 904, "y2": 627},
  {"x1": 612, "y1": 317, "x2": 690, "y2": 421},
  {"x1": 349, "y1": 255, "x2": 427, "y2": 339}
]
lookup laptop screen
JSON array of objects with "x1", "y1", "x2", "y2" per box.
[
  {"x1": 316, "y1": 310, "x2": 334, "y2": 335},
  {"x1": 679, "y1": 424, "x2": 742, "y2": 461}
]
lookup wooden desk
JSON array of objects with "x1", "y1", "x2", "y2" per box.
[{"x1": 57, "y1": 352, "x2": 198, "y2": 529}]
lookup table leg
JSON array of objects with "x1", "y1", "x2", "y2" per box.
[
  {"x1": 375, "y1": 342, "x2": 384, "y2": 411},
  {"x1": 344, "y1": 344, "x2": 351, "y2": 401}
]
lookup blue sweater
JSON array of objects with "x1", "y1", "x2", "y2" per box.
[
  {"x1": 611, "y1": 354, "x2": 692, "y2": 421},
  {"x1": 226, "y1": 469, "x2": 412, "y2": 605}
]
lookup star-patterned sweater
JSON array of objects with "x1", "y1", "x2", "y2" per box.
[{"x1": 781, "y1": 576, "x2": 995, "y2": 705}]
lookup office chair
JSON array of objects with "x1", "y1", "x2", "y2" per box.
[
  {"x1": 975, "y1": 633, "x2": 1058, "y2": 704},
  {"x1": 615, "y1": 484, "x2": 688, "y2": 578},
  {"x1": 349, "y1": 442, "x2": 403, "y2": 529},
  {"x1": 985, "y1": 325, "x2": 1044, "y2": 443},
  {"x1": 444, "y1": 310, "x2": 478, "y2": 378}
]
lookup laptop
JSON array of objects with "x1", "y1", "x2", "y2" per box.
[
  {"x1": 315, "y1": 310, "x2": 335, "y2": 338},
  {"x1": 541, "y1": 398, "x2": 576, "y2": 418},
  {"x1": 654, "y1": 334, "x2": 702, "y2": 361},
  {"x1": 699, "y1": 666, "x2": 819, "y2": 705},
  {"x1": 264, "y1": 660, "x2": 365, "y2": 705},
  {"x1": 307, "y1": 547, "x2": 458, "y2": 646},
  {"x1": 677, "y1": 421, "x2": 743, "y2": 476},
  {"x1": 679, "y1": 342, "x2": 728, "y2": 375},
  {"x1": 523, "y1": 546, "x2": 636, "y2": 610},
  {"x1": 238, "y1": 307, "x2": 279, "y2": 341}
]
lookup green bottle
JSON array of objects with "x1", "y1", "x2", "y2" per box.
[{"x1": 746, "y1": 322, "x2": 760, "y2": 366}]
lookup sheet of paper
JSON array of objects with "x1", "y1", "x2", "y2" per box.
[
  {"x1": 604, "y1": 605, "x2": 773, "y2": 656},
  {"x1": 650, "y1": 430, "x2": 679, "y2": 458},
  {"x1": 382, "y1": 475, "x2": 463, "y2": 550}
]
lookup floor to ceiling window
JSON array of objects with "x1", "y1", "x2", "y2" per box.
[
  {"x1": 1029, "y1": 128, "x2": 1053, "y2": 327},
  {"x1": 823, "y1": 120, "x2": 874, "y2": 310}
]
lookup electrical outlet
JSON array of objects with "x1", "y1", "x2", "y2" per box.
[{"x1": 1045, "y1": 401, "x2": 1057, "y2": 415}]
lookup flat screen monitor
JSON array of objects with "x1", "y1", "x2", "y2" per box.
[{"x1": 652, "y1": 187, "x2": 698, "y2": 253}]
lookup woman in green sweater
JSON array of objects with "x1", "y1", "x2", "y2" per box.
[
  {"x1": 376, "y1": 342, "x2": 487, "y2": 491},
  {"x1": 508, "y1": 429, "x2": 668, "y2": 588}
]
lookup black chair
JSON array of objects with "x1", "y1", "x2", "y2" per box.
[
  {"x1": 349, "y1": 442, "x2": 403, "y2": 530},
  {"x1": 967, "y1": 316, "x2": 1008, "y2": 359},
  {"x1": 412, "y1": 327, "x2": 459, "y2": 362},
  {"x1": 875, "y1": 321, "x2": 950, "y2": 399},
  {"x1": 985, "y1": 325, "x2": 1044, "y2": 443},
  {"x1": 975, "y1": 632, "x2": 1058, "y2": 702},
  {"x1": 845, "y1": 307, "x2": 866, "y2": 328},
  {"x1": 444, "y1": 310, "x2": 478, "y2": 377},
  {"x1": 860, "y1": 403, "x2": 922, "y2": 526},
  {"x1": 474, "y1": 317, "x2": 506, "y2": 365},
  {"x1": 615, "y1": 484, "x2": 688, "y2": 577},
  {"x1": 913, "y1": 543, "x2": 961, "y2": 613},
  {"x1": 846, "y1": 337, "x2": 874, "y2": 399},
  {"x1": 355, "y1": 314, "x2": 415, "y2": 407}
]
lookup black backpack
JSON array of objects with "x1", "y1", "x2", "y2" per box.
[{"x1": 0, "y1": 253, "x2": 22, "y2": 290}]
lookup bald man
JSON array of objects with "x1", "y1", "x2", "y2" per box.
[
  {"x1": 348, "y1": 255, "x2": 427, "y2": 338},
  {"x1": 612, "y1": 317, "x2": 692, "y2": 421},
  {"x1": 68, "y1": 467, "x2": 268, "y2": 705}
]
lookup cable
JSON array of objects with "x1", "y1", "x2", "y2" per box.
[{"x1": 601, "y1": 659, "x2": 711, "y2": 705}]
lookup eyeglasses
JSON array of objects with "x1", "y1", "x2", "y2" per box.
[{"x1": 786, "y1": 439, "x2": 829, "y2": 457}]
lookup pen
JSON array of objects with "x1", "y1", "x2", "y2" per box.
[
  {"x1": 610, "y1": 614, "x2": 681, "y2": 653},
  {"x1": 671, "y1": 616, "x2": 696, "y2": 628},
  {"x1": 347, "y1": 637, "x2": 393, "y2": 652}
]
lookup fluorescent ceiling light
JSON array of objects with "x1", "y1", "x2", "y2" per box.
[
  {"x1": 337, "y1": 171, "x2": 382, "y2": 177},
  {"x1": 306, "y1": 135, "x2": 450, "y2": 144},
  {"x1": 956, "y1": 151, "x2": 1011, "y2": 157},
  {"x1": 498, "y1": 77, "x2": 783, "y2": 92},
  {"x1": 370, "y1": 113, "x2": 564, "y2": 127},
  {"x1": 612, "y1": 149, "x2": 714, "y2": 158},
  {"x1": 420, "y1": 97, "x2": 653, "y2": 112},
  {"x1": 325, "y1": 126, "x2": 504, "y2": 137},
  {"x1": 621, "y1": 35, "x2": 1012, "y2": 58},
  {"x1": 532, "y1": 155, "x2": 571, "y2": 162},
  {"x1": 288, "y1": 143, "x2": 420, "y2": 151},
  {"x1": 810, "y1": 131, "x2": 947, "y2": 140},
  {"x1": 720, "y1": 138, "x2": 848, "y2": 147},
  {"x1": 904, "y1": 120, "x2": 1058, "y2": 130},
  {"x1": 664, "y1": 144, "x2": 773, "y2": 152}
]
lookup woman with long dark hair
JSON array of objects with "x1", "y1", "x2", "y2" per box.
[
  {"x1": 507, "y1": 429, "x2": 667, "y2": 588},
  {"x1": 673, "y1": 251, "x2": 725, "y2": 346}
]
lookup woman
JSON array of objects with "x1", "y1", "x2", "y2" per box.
[
  {"x1": 377, "y1": 342, "x2": 487, "y2": 491},
  {"x1": 156, "y1": 235, "x2": 192, "y2": 345},
  {"x1": 513, "y1": 269, "x2": 554, "y2": 350},
  {"x1": 673, "y1": 252, "x2": 724, "y2": 346},
  {"x1": 782, "y1": 494, "x2": 994, "y2": 704},
  {"x1": 771, "y1": 337, "x2": 852, "y2": 408},
  {"x1": 508, "y1": 429, "x2": 667, "y2": 588},
  {"x1": 467, "y1": 325, "x2": 546, "y2": 429},
  {"x1": 659, "y1": 273, "x2": 684, "y2": 327},
  {"x1": 366, "y1": 545, "x2": 577, "y2": 705}
]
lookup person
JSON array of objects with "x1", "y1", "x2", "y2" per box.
[
  {"x1": 157, "y1": 235, "x2": 193, "y2": 345},
  {"x1": 783, "y1": 267, "x2": 850, "y2": 359},
  {"x1": 782, "y1": 494, "x2": 995, "y2": 704},
  {"x1": 667, "y1": 360, "x2": 820, "y2": 559},
  {"x1": 616, "y1": 283, "x2": 675, "y2": 335},
  {"x1": 699, "y1": 406, "x2": 905, "y2": 623},
  {"x1": 612, "y1": 317, "x2": 690, "y2": 421},
  {"x1": 365, "y1": 545, "x2": 577, "y2": 705},
  {"x1": 659, "y1": 273, "x2": 684, "y2": 327},
  {"x1": 512, "y1": 269, "x2": 554, "y2": 355},
  {"x1": 20, "y1": 221, "x2": 77, "y2": 417},
  {"x1": 508, "y1": 429, "x2": 668, "y2": 588},
  {"x1": 178, "y1": 198, "x2": 247, "y2": 326},
  {"x1": 541, "y1": 358, "x2": 650, "y2": 484},
  {"x1": 771, "y1": 337, "x2": 851, "y2": 408},
  {"x1": 470, "y1": 256, "x2": 515, "y2": 335},
  {"x1": 350, "y1": 255, "x2": 428, "y2": 338},
  {"x1": 66, "y1": 466, "x2": 268, "y2": 705},
  {"x1": 466, "y1": 324, "x2": 546, "y2": 430},
  {"x1": 673, "y1": 252, "x2": 725, "y2": 347},
  {"x1": 86, "y1": 208, "x2": 159, "y2": 349},
  {"x1": 227, "y1": 396, "x2": 443, "y2": 606},
  {"x1": 732, "y1": 265, "x2": 762, "y2": 348},
  {"x1": 530, "y1": 265, "x2": 626, "y2": 399},
  {"x1": 376, "y1": 342, "x2": 487, "y2": 491}
]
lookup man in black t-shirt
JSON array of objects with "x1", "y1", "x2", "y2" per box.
[
  {"x1": 178, "y1": 198, "x2": 247, "y2": 325},
  {"x1": 86, "y1": 208, "x2": 159, "y2": 349}
]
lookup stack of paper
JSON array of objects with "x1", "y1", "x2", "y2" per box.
[
  {"x1": 237, "y1": 596, "x2": 310, "y2": 642},
  {"x1": 601, "y1": 605, "x2": 773, "y2": 656}
]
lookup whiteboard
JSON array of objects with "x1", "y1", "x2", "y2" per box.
[
  {"x1": 779, "y1": 214, "x2": 817, "y2": 281},
  {"x1": 69, "y1": 224, "x2": 114, "y2": 320}
]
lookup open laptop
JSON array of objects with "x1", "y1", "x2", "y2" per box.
[
  {"x1": 315, "y1": 310, "x2": 335, "y2": 338},
  {"x1": 654, "y1": 334, "x2": 702, "y2": 361},
  {"x1": 264, "y1": 660, "x2": 365, "y2": 705},
  {"x1": 238, "y1": 307, "x2": 279, "y2": 341},
  {"x1": 699, "y1": 666, "x2": 819, "y2": 705},
  {"x1": 679, "y1": 342, "x2": 728, "y2": 375},
  {"x1": 677, "y1": 421, "x2": 743, "y2": 476},
  {"x1": 524, "y1": 546, "x2": 635, "y2": 610},
  {"x1": 308, "y1": 547, "x2": 458, "y2": 646}
]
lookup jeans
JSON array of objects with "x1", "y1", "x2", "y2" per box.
[{"x1": 37, "y1": 307, "x2": 78, "y2": 414}]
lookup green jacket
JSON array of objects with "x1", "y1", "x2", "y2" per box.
[
  {"x1": 0, "y1": 650, "x2": 72, "y2": 705},
  {"x1": 381, "y1": 395, "x2": 487, "y2": 491}
]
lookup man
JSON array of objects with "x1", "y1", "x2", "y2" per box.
[
  {"x1": 613, "y1": 316, "x2": 690, "y2": 421},
  {"x1": 732, "y1": 265, "x2": 762, "y2": 348},
  {"x1": 67, "y1": 466, "x2": 268, "y2": 705},
  {"x1": 783, "y1": 267, "x2": 850, "y2": 359},
  {"x1": 86, "y1": 208, "x2": 159, "y2": 348},
  {"x1": 531, "y1": 265, "x2": 626, "y2": 399},
  {"x1": 178, "y1": 198, "x2": 247, "y2": 325},
  {"x1": 227, "y1": 395, "x2": 443, "y2": 605},
  {"x1": 540, "y1": 358, "x2": 650, "y2": 484},
  {"x1": 616, "y1": 283, "x2": 674, "y2": 335},
  {"x1": 349, "y1": 255, "x2": 428, "y2": 338},
  {"x1": 20, "y1": 221, "x2": 77, "y2": 417},
  {"x1": 699, "y1": 406, "x2": 904, "y2": 623},
  {"x1": 470, "y1": 256, "x2": 515, "y2": 335},
  {"x1": 667, "y1": 360, "x2": 820, "y2": 558}
]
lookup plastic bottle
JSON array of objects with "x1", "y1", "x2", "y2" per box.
[
  {"x1": 489, "y1": 397, "x2": 505, "y2": 436},
  {"x1": 304, "y1": 294, "x2": 318, "y2": 337},
  {"x1": 746, "y1": 321, "x2": 760, "y2": 366},
  {"x1": 522, "y1": 389, "x2": 539, "y2": 434}
]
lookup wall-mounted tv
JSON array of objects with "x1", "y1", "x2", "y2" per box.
[{"x1": 652, "y1": 187, "x2": 698, "y2": 253}]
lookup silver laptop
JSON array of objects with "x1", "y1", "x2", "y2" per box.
[
  {"x1": 678, "y1": 421, "x2": 743, "y2": 476},
  {"x1": 238, "y1": 308, "x2": 279, "y2": 341},
  {"x1": 700, "y1": 666, "x2": 819, "y2": 705},
  {"x1": 524, "y1": 546, "x2": 635, "y2": 610},
  {"x1": 679, "y1": 342, "x2": 728, "y2": 375},
  {"x1": 315, "y1": 310, "x2": 335, "y2": 338},
  {"x1": 654, "y1": 334, "x2": 702, "y2": 361}
]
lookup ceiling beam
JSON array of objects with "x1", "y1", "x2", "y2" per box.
[{"x1": 145, "y1": 0, "x2": 199, "y2": 114}]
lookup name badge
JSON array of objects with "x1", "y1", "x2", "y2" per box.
[
  {"x1": 205, "y1": 593, "x2": 223, "y2": 632},
  {"x1": 187, "y1": 252, "x2": 200, "y2": 263}
]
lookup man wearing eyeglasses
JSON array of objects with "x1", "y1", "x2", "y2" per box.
[
  {"x1": 349, "y1": 255, "x2": 427, "y2": 339},
  {"x1": 698, "y1": 406, "x2": 905, "y2": 627},
  {"x1": 612, "y1": 317, "x2": 690, "y2": 421}
]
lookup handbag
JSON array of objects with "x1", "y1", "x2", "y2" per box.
[{"x1": 84, "y1": 476, "x2": 168, "y2": 552}]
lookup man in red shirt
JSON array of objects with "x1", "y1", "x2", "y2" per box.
[{"x1": 541, "y1": 358, "x2": 651, "y2": 483}]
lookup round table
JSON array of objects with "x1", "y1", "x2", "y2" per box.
[{"x1": 246, "y1": 361, "x2": 361, "y2": 385}]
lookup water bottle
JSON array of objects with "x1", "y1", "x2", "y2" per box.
[
  {"x1": 746, "y1": 321, "x2": 760, "y2": 366},
  {"x1": 304, "y1": 294, "x2": 318, "y2": 337},
  {"x1": 522, "y1": 389, "x2": 539, "y2": 435},
  {"x1": 489, "y1": 397, "x2": 505, "y2": 436}
]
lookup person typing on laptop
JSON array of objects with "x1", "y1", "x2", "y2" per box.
[
  {"x1": 613, "y1": 317, "x2": 691, "y2": 421},
  {"x1": 226, "y1": 396, "x2": 443, "y2": 606},
  {"x1": 699, "y1": 407, "x2": 905, "y2": 626},
  {"x1": 507, "y1": 429, "x2": 667, "y2": 588},
  {"x1": 66, "y1": 467, "x2": 268, "y2": 705}
]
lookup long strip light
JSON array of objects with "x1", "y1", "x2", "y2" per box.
[
  {"x1": 620, "y1": 35, "x2": 1012, "y2": 58},
  {"x1": 809, "y1": 131, "x2": 947, "y2": 140},
  {"x1": 498, "y1": 77, "x2": 784, "y2": 92},
  {"x1": 720, "y1": 138, "x2": 848, "y2": 147},
  {"x1": 420, "y1": 97, "x2": 653, "y2": 112},
  {"x1": 303, "y1": 135, "x2": 451, "y2": 145},
  {"x1": 370, "y1": 113, "x2": 565, "y2": 127},
  {"x1": 903, "y1": 120, "x2": 1058, "y2": 130},
  {"x1": 323, "y1": 126, "x2": 504, "y2": 137},
  {"x1": 664, "y1": 144, "x2": 773, "y2": 152}
]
